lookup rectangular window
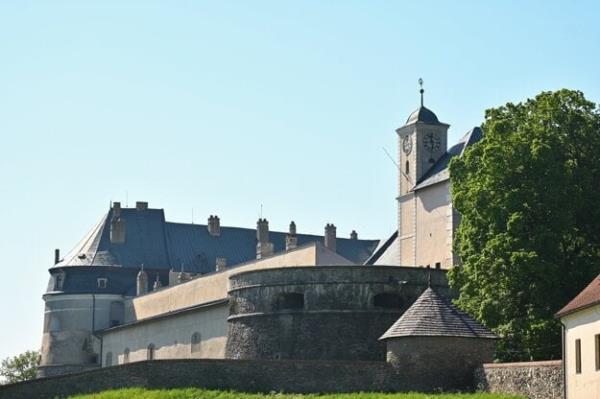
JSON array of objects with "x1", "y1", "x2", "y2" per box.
[
  {"x1": 576, "y1": 339, "x2": 582, "y2": 374},
  {"x1": 596, "y1": 334, "x2": 600, "y2": 371},
  {"x1": 435, "y1": 262, "x2": 441, "y2": 269},
  {"x1": 97, "y1": 278, "x2": 108, "y2": 289}
]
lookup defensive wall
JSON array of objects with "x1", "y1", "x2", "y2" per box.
[
  {"x1": 0, "y1": 358, "x2": 474, "y2": 399},
  {"x1": 475, "y1": 360, "x2": 564, "y2": 399},
  {"x1": 1, "y1": 359, "x2": 567, "y2": 399}
]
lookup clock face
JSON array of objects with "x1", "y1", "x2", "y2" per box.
[
  {"x1": 423, "y1": 133, "x2": 441, "y2": 153},
  {"x1": 402, "y1": 135, "x2": 412, "y2": 155}
]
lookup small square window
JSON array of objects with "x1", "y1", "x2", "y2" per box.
[
  {"x1": 97, "y1": 278, "x2": 108, "y2": 289},
  {"x1": 435, "y1": 262, "x2": 441, "y2": 269}
]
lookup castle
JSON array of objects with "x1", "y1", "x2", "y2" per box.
[{"x1": 37, "y1": 88, "x2": 488, "y2": 386}]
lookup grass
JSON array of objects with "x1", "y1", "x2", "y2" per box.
[{"x1": 67, "y1": 388, "x2": 526, "y2": 399}]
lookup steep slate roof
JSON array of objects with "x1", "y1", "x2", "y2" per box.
[
  {"x1": 54, "y1": 207, "x2": 379, "y2": 273},
  {"x1": 413, "y1": 126, "x2": 483, "y2": 191},
  {"x1": 379, "y1": 287, "x2": 497, "y2": 340},
  {"x1": 556, "y1": 274, "x2": 600, "y2": 318}
]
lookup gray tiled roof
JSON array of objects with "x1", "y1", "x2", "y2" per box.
[
  {"x1": 54, "y1": 207, "x2": 379, "y2": 273},
  {"x1": 379, "y1": 287, "x2": 497, "y2": 340},
  {"x1": 413, "y1": 126, "x2": 483, "y2": 191}
]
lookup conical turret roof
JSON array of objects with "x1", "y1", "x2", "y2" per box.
[{"x1": 380, "y1": 287, "x2": 497, "y2": 340}]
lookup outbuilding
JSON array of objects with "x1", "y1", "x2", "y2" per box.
[{"x1": 556, "y1": 273, "x2": 600, "y2": 399}]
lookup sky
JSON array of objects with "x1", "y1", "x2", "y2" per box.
[{"x1": 0, "y1": 0, "x2": 599, "y2": 362}]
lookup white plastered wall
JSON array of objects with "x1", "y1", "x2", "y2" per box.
[
  {"x1": 102, "y1": 302, "x2": 229, "y2": 365},
  {"x1": 562, "y1": 304, "x2": 600, "y2": 399},
  {"x1": 414, "y1": 181, "x2": 453, "y2": 269}
]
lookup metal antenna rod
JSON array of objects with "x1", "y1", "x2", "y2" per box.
[{"x1": 382, "y1": 147, "x2": 413, "y2": 184}]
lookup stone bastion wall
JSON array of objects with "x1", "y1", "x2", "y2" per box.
[{"x1": 225, "y1": 265, "x2": 451, "y2": 361}]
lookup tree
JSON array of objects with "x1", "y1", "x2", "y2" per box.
[
  {"x1": 448, "y1": 89, "x2": 600, "y2": 361},
  {"x1": 0, "y1": 350, "x2": 39, "y2": 384}
]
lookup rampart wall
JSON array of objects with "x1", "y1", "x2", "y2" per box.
[
  {"x1": 0, "y1": 359, "x2": 403, "y2": 399},
  {"x1": 474, "y1": 360, "x2": 564, "y2": 399}
]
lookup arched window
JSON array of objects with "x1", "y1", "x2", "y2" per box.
[
  {"x1": 123, "y1": 348, "x2": 130, "y2": 364},
  {"x1": 274, "y1": 293, "x2": 304, "y2": 311},
  {"x1": 105, "y1": 352, "x2": 112, "y2": 367},
  {"x1": 191, "y1": 332, "x2": 201, "y2": 354},
  {"x1": 147, "y1": 343, "x2": 155, "y2": 361},
  {"x1": 373, "y1": 292, "x2": 403, "y2": 309},
  {"x1": 405, "y1": 160, "x2": 410, "y2": 175}
]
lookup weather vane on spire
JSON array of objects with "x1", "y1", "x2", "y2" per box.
[{"x1": 419, "y1": 78, "x2": 424, "y2": 107}]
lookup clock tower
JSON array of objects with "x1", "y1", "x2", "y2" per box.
[{"x1": 396, "y1": 80, "x2": 449, "y2": 265}]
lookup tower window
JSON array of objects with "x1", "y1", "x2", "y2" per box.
[
  {"x1": 54, "y1": 273, "x2": 65, "y2": 291},
  {"x1": 405, "y1": 160, "x2": 410, "y2": 175},
  {"x1": 373, "y1": 293, "x2": 403, "y2": 309}
]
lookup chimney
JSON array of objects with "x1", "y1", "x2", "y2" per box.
[
  {"x1": 54, "y1": 249, "x2": 60, "y2": 265},
  {"x1": 256, "y1": 218, "x2": 274, "y2": 259},
  {"x1": 350, "y1": 230, "x2": 358, "y2": 240},
  {"x1": 324, "y1": 223, "x2": 337, "y2": 252},
  {"x1": 113, "y1": 202, "x2": 121, "y2": 217},
  {"x1": 136, "y1": 201, "x2": 148, "y2": 211},
  {"x1": 286, "y1": 221, "x2": 298, "y2": 251},
  {"x1": 136, "y1": 266, "x2": 148, "y2": 296},
  {"x1": 207, "y1": 215, "x2": 221, "y2": 236},
  {"x1": 216, "y1": 257, "x2": 227, "y2": 271}
]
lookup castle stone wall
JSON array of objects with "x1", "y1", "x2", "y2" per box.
[
  {"x1": 474, "y1": 360, "x2": 563, "y2": 399},
  {"x1": 226, "y1": 266, "x2": 450, "y2": 360},
  {"x1": 0, "y1": 358, "x2": 443, "y2": 399}
]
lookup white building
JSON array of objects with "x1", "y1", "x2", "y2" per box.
[{"x1": 557, "y1": 273, "x2": 600, "y2": 399}]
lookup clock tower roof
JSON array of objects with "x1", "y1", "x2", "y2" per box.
[{"x1": 405, "y1": 106, "x2": 441, "y2": 125}]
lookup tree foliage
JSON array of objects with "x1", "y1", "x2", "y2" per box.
[
  {"x1": 0, "y1": 350, "x2": 39, "y2": 384},
  {"x1": 448, "y1": 89, "x2": 600, "y2": 361}
]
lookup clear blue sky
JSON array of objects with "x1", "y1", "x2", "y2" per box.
[{"x1": 0, "y1": 1, "x2": 599, "y2": 361}]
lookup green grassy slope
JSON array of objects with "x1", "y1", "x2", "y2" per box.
[{"x1": 67, "y1": 388, "x2": 525, "y2": 399}]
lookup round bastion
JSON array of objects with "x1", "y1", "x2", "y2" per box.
[{"x1": 225, "y1": 265, "x2": 452, "y2": 361}]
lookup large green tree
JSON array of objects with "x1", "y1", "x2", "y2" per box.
[
  {"x1": 0, "y1": 350, "x2": 39, "y2": 384},
  {"x1": 448, "y1": 89, "x2": 600, "y2": 361}
]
